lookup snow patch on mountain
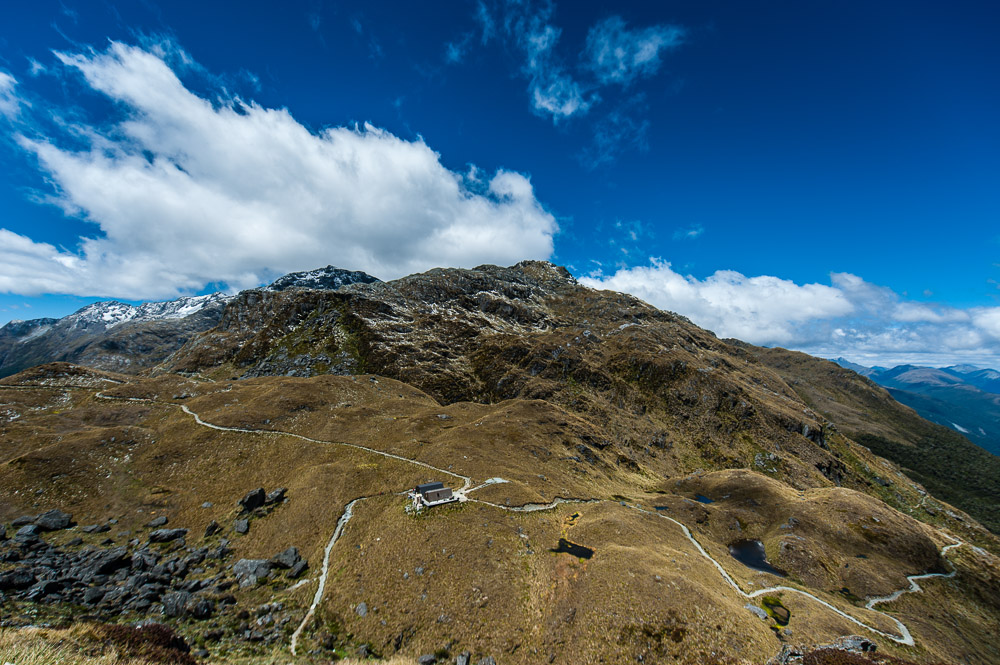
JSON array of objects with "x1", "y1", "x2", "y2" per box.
[
  {"x1": 66, "y1": 293, "x2": 233, "y2": 329},
  {"x1": 265, "y1": 266, "x2": 380, "y2": 292}
]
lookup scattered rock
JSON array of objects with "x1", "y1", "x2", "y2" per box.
[
  {"x1": 232, "y1": 559, "x2": 272, "y2": 587},
  {"x1": 355, "y1": 601, "x2": 368, "y2": 617},
  {"x1": 204, "y1": 521, "x2": 221, "y2": 538},
  {"x1": 150, "y1": 528, "x2": 188, "y2": 543},
  {"x1": 270, "y1": 546, "x2": 301, "y2": 569},
  {"x1": 11, "y1": 515, "x2": 35, "y2": 527},
  {"x1": 265, "y1": 487, "x2": 287, "y2": 504},
  {"x1": 14, "y1": 524, "x2": 41, "y2": 543},
  {"x1": 81, "y1": 524, "x2": 110, "y2": 534},
  {"x1": 147, "y1": 516, "x2": 169, "y2": 528},
  {"x1": 201, "y1": 502, "x2": 213, "y2": 508},
  {"x1": 34, "y1": 509, "x2": 73, "y2": 531},
  {"x1": 163, "y1": 591, "x2": 193, "y2": 618},
  {"x1": 477, "y1": 658, "x2": 496, "y2": 665},
  {"x1": 287, "y1": 560, "x2": 308, "y2": 579},
  {"x1": 745, "y1": 603, "x2": 769, "y2": 621},
  {"x1": 234, "y1": 519, "x2": 249, "y2": 535},
  {"x1": 418, "y1": 655, "x2": 438, "y2": 665},
  {"x1": 0, "y1": 568, "x2": 36, "y2": 590},
  {"x1": 238, "y1": 488, "x2": 266, "y2": 513},
  {"x1": 456, "y1": 652, "x2": 471, "y2": 665}
]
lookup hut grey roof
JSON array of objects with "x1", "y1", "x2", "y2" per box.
[{"x1": 416, "y1": 481, "x2": 445, "y2": 493}]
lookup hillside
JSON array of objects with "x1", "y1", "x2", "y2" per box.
[
  {"x1": 751, "y1": 348, "x2": 1000, "y2": 534},
  {"x1": 0, "y1": 263, "x2": 998, "y2": 664}
]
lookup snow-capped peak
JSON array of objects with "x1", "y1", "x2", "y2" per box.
[
  {"x1": 67, "y1": 293, "x2": 233, "y2": 329},
  {"x1": 265, "y1": 265, "x2": 380, "y2": 292}
]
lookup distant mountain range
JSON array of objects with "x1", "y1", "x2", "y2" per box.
[
  {"x1": 833, "y1": 358, "x2": 1000, "y2": 456},
  {"x1": 0, "y1": 266, "x2": 378, "y2": 378}
]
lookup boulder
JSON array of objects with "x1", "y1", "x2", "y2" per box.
[
  {"x1": 147, "y1": 516, "x2": 169, "y2": 528},
  {"x1": 232, "y1": 559, "x2": 272, "y2": 587},
  {"x1": 81, "y1": 524, "x2": 110, "y2": 534},
  {"x1": 88, "y1": 546, "x2": 131, "y2": 576},
  {"x1": 0, "y1": 524, "x2": 6, "y2": 540},
  {"x1": 418, "y1": 655, "x2": 437, "y2": 665},
  {"x1": 456, "y1": 652, "x2": 471, "y2": 665},
  {"x1": 14, "y1": 524, "x2": 41, "y2": 543},
  {"x1": 149, "y1": 528, "x2": 188, "y2": 543},
  {"x1": 270, "y1": 546, "x2": 301, "y2": 569},
  {"x1": 234, "y1": 519, "x2": 249, "y2": 534},
  {"x1": 204, "y1": 520, "x2": 221, "y2": 538},
  {"x1": 265, "y1": 487, "x2": 287, "y2": 504},
  {"x1": 35, "y1": 509, "x2": 73, "y2": 531},
  {"x1": 355, "y1": 602, "x2": 368, "y2": 617},
  {"x1": 287, "y1": 560, "x2": 309, "y2": 579},
  {"x1": 11, "y1": 515, "x2": 35, "y2": 527},
  {"x1": 0, "y1": 568, "x2": 36, "y2": 590},
  {"x1": 238, "y1": 488, "x2": 266, "y2": 513},
  {"x1": 163, "y1": 591, "x2": 192, "y2": 617}
]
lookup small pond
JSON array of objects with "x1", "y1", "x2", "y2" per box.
[
  {"x1": 728, "y1": 539, "x2": 786, "y2": 577},
  {"x1": 694, "y1": 494, "x2": 714, "y2": 504},
  {"x1": 551, "y1": 538, "x2": 594, "y2": 559}
]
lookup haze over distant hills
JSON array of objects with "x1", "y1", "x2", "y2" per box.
[{"x1": 833, "y1": 359, "x2": 1000, "y2": 456}]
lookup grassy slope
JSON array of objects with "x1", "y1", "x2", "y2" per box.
[{"x1": 748, "y1": 346, "x2": 1000, "y2": 535}]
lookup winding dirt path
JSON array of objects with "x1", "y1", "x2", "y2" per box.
[
  {"x1": 87, "y1": 390, "x2": 965, "y2": 650},
  {"x1": 289, "y1": 497, "x2": 365, "y2": 656}
]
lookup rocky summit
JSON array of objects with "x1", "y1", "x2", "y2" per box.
[{"x1": 0, "y1": 262, "x2": 998, "y2": 665}]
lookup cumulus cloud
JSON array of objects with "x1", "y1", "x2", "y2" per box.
[
  {"x1": 2, "y1": 41, "x2": 557, "y2": 299},
  {"x1": 583, "y1": 16, "x2": 685, "y2": 86},
  {"x1": 581, "y1": 259, "x2": 1000, "y2": 368}
]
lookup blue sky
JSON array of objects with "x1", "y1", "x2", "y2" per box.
[{"x1": 1, "y1": 0, "x2": 999, "y2": 367}]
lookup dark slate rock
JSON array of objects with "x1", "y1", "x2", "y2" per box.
[
  {"x1": 149, "y1": 528, "x2": 188, "y2": 543},
  {"x1": 163, "y1": 591, "x2": 192, "y2": 617},
  {"x1": 238, "y1": 488, "x2": 266, "y2": 513},
  {"x1": 88, "y1": 546, "x2": 131, "y2": 576},
  {"x1": 14, "y1": 525, "x2": 41, "y2": 543},
  {"x1": 81, "y1": 524, "x2": 110, "y2": 534},
  {"x1": 418, "y1": 655, "x2": 437, "y2": 665},
  {"x1": 204, "y1": 521, "x2": 221, "y2": 538},
  {"x1": 0, "y1": 568, "x2": 36, "y2": 590},
  {"x1": 270, "y1": 546, "x2": 301, "y2": 569},
  {"x1": 147, "y1": 516, "x2": 169, "y2": 528},
  {"x1": 11, "y1": 515, "x2": 35, "y2": 527},
  {"x1": 34, "y1": 509, "x2": 73, "y2": 531},
  {"x1": 265, "y1": 487, "x2": 287, "y2": 504},
  {"x1": 189, "y1": 597, "x2": 215, "y2": 620},
  {"x1": 234, "y1": 519, "x2": 249, "y2": 535},
  {"x1": 0, "y1": 524, "x2": 6, "y2": 541},
  {"x1": 66, "y1": 537, "x2": 83, "y2": 547},
  {"x1": 83, "y1": 587, "x2": 106, "y2": 604},
  {"x1": 286, "y1": 560, "x2": 308, "y2": 579}
]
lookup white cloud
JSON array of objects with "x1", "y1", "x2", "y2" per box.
[
  {"x1": 582, "y1": 259, "x2": 853, "y2": 345},
  {"x1": 584, "y1": 16, "x2": 685, "y2": 85},
  {"x1": 508, "y1": 5, "x2": 596, "y2": 121},
  {"x1": 0, "y1": 72, "x2": 21, "y2": 118},
  {"x1": 581, "y1": 259, "x2": 1000, "y2": 368},
  {"x1": 673, "y1": 224, "x2": 703, "y2": 240},
  {"x1": 2, "y1": 41, "x2": 557, "y2": 299}
]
